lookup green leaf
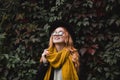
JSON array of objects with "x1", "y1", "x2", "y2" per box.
[
  {"x1": 105, "y1": 72, "x2": 110, "y2": 78},
  {"x1": 0, "y1": 33, "x2": 6, "y2": 39},
  {"x1": 3, "y1": 54, "x2": 9, "y2": 59}
]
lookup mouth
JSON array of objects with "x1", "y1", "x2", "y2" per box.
[{"x1": 54, "y1": 37, "x2": 60, "y2": 40}]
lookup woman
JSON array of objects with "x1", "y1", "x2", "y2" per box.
[{"x1": 36, "y1": 20, "x2": 80, "y2": 80}]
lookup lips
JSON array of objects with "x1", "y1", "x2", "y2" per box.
[
  {"x1": 55, "y1": 37, "x2": 60, "y2": 40},
  {"x1": 54, "y1": 37, "x2": 60, "y2": 40}
]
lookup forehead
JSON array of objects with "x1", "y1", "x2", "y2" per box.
[{"x1": 54, "y1": 27, "x2": 65, "y2": 31}]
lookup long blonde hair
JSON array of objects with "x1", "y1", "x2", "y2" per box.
[{"x1": 48, "y1": 27, "x2": 80, "y2": 72}]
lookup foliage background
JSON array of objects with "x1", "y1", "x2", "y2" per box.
[{"x1": 0, "y1": 0, "x2": 120, "y2": 80}]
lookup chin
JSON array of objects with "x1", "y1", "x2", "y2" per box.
[
  {"x1": 53, "y1": 42, "x2": 61, "y2": 44},
  {"x1": 53, "y1": 41, "x2": 63, "y2": 44}
]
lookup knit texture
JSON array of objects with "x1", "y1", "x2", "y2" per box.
[{"x1": 44, "y1": 47, "x2": 79, "y2": 80}]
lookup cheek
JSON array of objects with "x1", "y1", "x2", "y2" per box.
[
  {"x1": 60, "y1": 37, "x2": 66, "y2": 41},
  {"x1": 60, "y1": 38, "x2": 65, "y2": 42}
]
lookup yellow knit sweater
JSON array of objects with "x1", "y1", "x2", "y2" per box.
[{"x1": 44, "y1": 47, "x2": 79, "y2": 80}]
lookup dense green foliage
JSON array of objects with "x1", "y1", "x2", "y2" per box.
[{"x1": 0, "y1": 0, "x2": 120, "y2": 80}]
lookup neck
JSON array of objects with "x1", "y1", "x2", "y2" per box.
[{"x1": 55, "y1": 43, "x2": 65, "y2": 52}]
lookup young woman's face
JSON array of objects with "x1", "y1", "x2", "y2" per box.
[{"x1": 52, "y1": 27, "x2": 66, "y2": 44}]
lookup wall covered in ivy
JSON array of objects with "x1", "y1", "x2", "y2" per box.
[{"x1": 0, "y1": 0, "x2": 120, "y2": 80}]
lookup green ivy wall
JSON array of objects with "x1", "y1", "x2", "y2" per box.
[{"x1": 0, "y1": 0, "x2": 120, "y2": 80}]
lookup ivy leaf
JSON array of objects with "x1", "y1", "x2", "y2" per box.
[
  {"x1": 79, "y1": 48, "x2": 87, "y2": 55},
  {"x1": 87, "y1": 48, "x2": 96, "y2": 55},
  {"x1": 0, "y1": 33, "x2": 6, "y2": 39},
  {"x1": 3, "y1": 54, "x2": 9, "y2": 59}
]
